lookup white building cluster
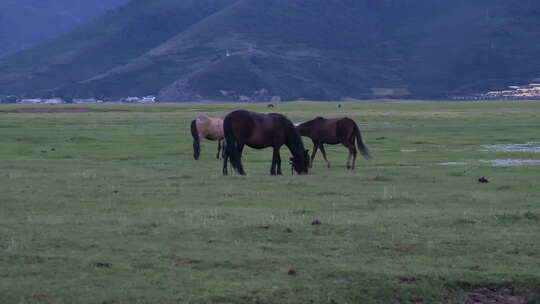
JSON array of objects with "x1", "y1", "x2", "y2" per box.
[
  {"x1": 1, "y1": 95, "x2": 157, "y2": 104},
  {"x1": 481, "y1": 83, "x2": 540, "y2": 99}
]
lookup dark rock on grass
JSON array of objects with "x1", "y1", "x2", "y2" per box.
[
  {"x1": 288, "y1": 269, "x2": 297, "y2": 275},
  {"x1": 92, "y1": 262, "x2": 112, "y2": 268},
  {"x1": 478, "y1": 176, "x2": 489, "y2": 183}
]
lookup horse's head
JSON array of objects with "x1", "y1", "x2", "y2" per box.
[{"x1": 290, "y1": 149, "x2": 309, "y2": 175}]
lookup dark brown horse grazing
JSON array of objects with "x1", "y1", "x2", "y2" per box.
[
  {"x1": 191, "y1": 115, "x2": 224, "y2": 160},
  {"x1": 223, "y1": 110, "x2": 309, "y2": 175},
  {"x1": 296, "y1": 116, "x2": 370, "y2": 169}
]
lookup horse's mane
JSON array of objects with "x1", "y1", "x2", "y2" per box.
[
  {"x1": 279, "y1": 114, "x2": 306, "y2": 157},
  {"x1": 301, "y1": 116, "x2": 324, "y2": 127}
]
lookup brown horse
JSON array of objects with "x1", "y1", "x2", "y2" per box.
[
  {"x1": 191, "y1": 115, "x2": 224, "y2": 160},
  {"x1": 223, "y1": 110, "x2": 309, "y2": 175},
  {"x1": 296, "y1": 116, "x2": 370, "y2": 169}
]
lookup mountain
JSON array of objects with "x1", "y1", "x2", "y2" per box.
[
  {"x1": 0, "y1": 0, "x2": 130, "y2": 57},
  {"x1": 1, "y1": 0, "x2": 540, "y2": 101}
]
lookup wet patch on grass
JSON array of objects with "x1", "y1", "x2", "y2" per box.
[
  {"x1": 480, "y1": 159, "x2": 540, "y2": 167},
  {"x1": 439, "y1": 162, "x2": 467, "y2": 166},
  {"x1": 483, "y1": 142, "x2": 540, "y2": 153}
]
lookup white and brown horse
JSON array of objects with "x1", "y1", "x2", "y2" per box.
[{"x1": 191, "y1": 115, "x2": 225, "y2": 160}]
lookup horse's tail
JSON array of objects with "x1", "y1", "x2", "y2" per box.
[
  {"x1": 191, "y1": 119, "x2": 200, "y2": 160},
  {"x1": 353, "y1": 122, "x2": 370, "y2": 160},
  {"x1": 224, "y1": 116, "x2": 245, "y2": 175}
]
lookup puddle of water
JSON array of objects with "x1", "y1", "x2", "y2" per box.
[
  {"x1": 480, "y1": 159, "x2": 540, "y2": 167},
  {"x1": 483, "y1": 142, "x2": 540, "y2": 153},
  {"x1": 439, "y1": 162, "x2": 467, "y2": 166}
]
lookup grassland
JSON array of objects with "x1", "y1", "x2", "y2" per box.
[{"x1": 0, "y1": 101, "x2": 539, "y2": 304}]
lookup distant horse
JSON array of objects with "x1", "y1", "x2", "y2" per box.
[
  {"x1": 223, "y1": 110, "x2": 309, "y2": 175},
  {"x1": 191, "y1": 115, "x2": 224, "y2": 160},
  {"x1": 296, "y1": 116, "x2": 370, "y2": 169}
]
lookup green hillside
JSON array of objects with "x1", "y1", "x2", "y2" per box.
[
  {"x1": 0, "y1": 0, "x2": 130, "y2": 56},
  {"x1": 1, "y1": 0, "x2": 540, "y2": 101}
]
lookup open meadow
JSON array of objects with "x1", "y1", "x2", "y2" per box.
[{"x1": 1, "y1": 101, "x2": 539, "y2": 303}]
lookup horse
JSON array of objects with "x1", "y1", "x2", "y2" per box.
[
  {"x1": 222, "y1": 110, "x2": 309, "y2": 175},
  {"x1": 296, "y1": 116, "x2": 370, "y2": 169},
  {"x1": 190, "y1": 115, "x2": 225, "y2": 160}
]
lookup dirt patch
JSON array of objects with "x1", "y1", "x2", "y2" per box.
[
  {"x1": 15, "y1": 107, "x2": 92, "y2": 113},
  {"x1": 463, "y1": 287, "x2": 539, "y2": 304}
]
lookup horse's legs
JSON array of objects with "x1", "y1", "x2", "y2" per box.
[
  {"x1": 235, "y1": 142, "x2": 246, "y2": 176},
  {"x1": 350, "y1": 135, "x2": 358, "y2": 169},
  {"x1": 221, "y1": 140, "x2": 226, "y2": 159},
  {"x1": 271, "y1": 147, "x2": 280, "y2": 175},
  {"x1": 310, "y1": 142, "x2": 318, "y2": 168},
  {"x1": 351, "y1": 143, "x2": 358, "y2": 169},
  {"x1": 216, "y1": 140, "x2": 222, "y2": 159},
  {"x1": 222, "y1": 149, "x2": 229, "y2": 175},
  {"x1": 319, "y1": 144, "x2": 331, "y2": 168},
  {"x1": 276, "y1": 148, "x2": 282, "y2": 175},
  {"x1": 342, "y1": 141, "x2": 357, "y2": 170},
  {"x1": 238, "y1": 143, "x2": 245, "y2": 155}
]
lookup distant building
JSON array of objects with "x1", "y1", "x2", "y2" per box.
[
  {"x1": 18, "y1": 98, "x2": 64, "y2": 104},
  {"x1": 140, "y1": 96, "x2": 156, "y2": 103},
  {"x1": 480, "y1": 83, "x2": 540, "y2": 99},
  {"x1": 73, "y1": 98, "x2": 103, "y2": 104},
  {"x1": 239, "y1": 95, "x2": 251, "y2": 102}
]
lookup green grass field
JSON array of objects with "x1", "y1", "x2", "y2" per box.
[{"x1": 1, "y1": 101, "x2": 539, "y2": 304}]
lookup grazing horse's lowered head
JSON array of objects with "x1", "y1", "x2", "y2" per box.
[
  {"x1": 222, "y1": 110, "x2": 309, "y2": 176},
  {"x1": 289, "y1": 149, "x2": 310, "y2": 174}
]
